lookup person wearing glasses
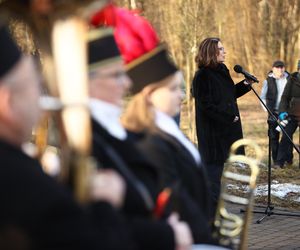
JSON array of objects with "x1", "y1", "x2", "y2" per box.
[
  {"x1": 191, "y1": 37, "x2": 252, "y2": 217},
  {"x1": 260, "y1": 60, "x2": 290, "y2": 169},
  {"x1": 0, "y1": 23, "x2": 136, "y2": 250},
  {"x1": 88, "y1": 27, "x2": 193, "y2": 250}
]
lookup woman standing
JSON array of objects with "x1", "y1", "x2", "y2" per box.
[{"x1": 192, "y1": 37, "x2": 251, "y2": 215}]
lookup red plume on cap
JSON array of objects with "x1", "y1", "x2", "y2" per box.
[
  {"x1": 91, "y1": 3, "x2": 159, "y2": 64},
  {"x1": 91, "y1": 3, "x2": 178, "y2": 95}
]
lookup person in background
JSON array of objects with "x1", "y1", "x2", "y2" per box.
[
  {"x1": 0, "y1": 23, "x2": 136, "y2": 250},
  {"x1": 88, "y1": 27, "x2": 193, "y2": 250},
  {"x1": 260, "y1": 60, "x2": 290, "y2": 168},
  {"x1": 191, "y1": 37, "x2": 252, "y2": 217},
  {"x1": 275, "y1": 60, "x2": 300, "y2": 168}
]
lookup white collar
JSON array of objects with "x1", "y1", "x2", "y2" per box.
[
  {"x1": 155, "y1": 110, "x2": 201, "y2": 165},
  {"x1": 89, "y1": 98, "x2": 127, "y2": 140},
  {"x1": 269, "y1": 71, "x2": 289, "y2": 79}
]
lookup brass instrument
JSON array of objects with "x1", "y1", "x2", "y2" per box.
[
  {"x1": 214, "y1": 139, "x2": 261, "y2": 250},
  {"x1": 0, "y1": 0, "x2": 108, "y2": 203}
]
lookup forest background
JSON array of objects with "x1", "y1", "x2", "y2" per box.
[
  {"x1": 115, "y1": 0, "x2": 300, "y2": 145},
  {"x1": 7, "y1": 0, "x2": 300, "y2": 208},
  {"x1": 115, "y1": 0, "x2": 300, "y2": 209}
]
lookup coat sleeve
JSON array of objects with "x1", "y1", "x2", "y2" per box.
[
  {"x1": 137, "y1": 135, "x2": 178, "y2": 187},
  {"x1": 90, "y1": 201, "x2": 176, "y2": 250},
  {"x1": 136, "y1": 135, "x2": 214, "y2": 245},
  {"x1": 192, "y1": 70, "x2": 236, "y2": 124},
  {"x1": 234, "y1": 80, "x2": 251, "y2": 98},
  {"x1": 20, "y1": 176, "x2": 135, "y2": 250},
  {"x1": 129, "y1": 218, "x2": 175, "y2": 250},
  {"x1": 88, "y1": 201, "x2": 138, "y2": 250}
]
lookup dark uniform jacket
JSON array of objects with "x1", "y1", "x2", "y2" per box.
[
  {"x1": 91, "y1": 119, "x2": 175, "y2": 250},
  {"x1": 279, "y1": 72, "x2": 300, "y2": 115},
  {"x1": 127, "y1": 130, "x2": 216, "y2": 245},
  {"x1": 0, "y1": 139, "x2": 136, "y2": 250},
  {"x1": 192, "y1": 63, "x2": 251, "y2": 165}
]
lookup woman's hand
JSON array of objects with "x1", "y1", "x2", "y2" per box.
[
  {"x1": 244, "y1": 78, "x2": 255, "y2": 85},
  {"x1": 90, "y1": 169, "x2": 126, "y2": 208},
  {"x1": 168, "y1": 213, "x2": 193, "y2": 250}
]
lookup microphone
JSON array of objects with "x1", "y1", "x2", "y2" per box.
[{"x1": 233, "y1": 65, "x2": 259, "y2": 83}]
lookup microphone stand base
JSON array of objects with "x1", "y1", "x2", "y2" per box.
[{"x1": 240, "y1": 205, "x2": 300, "y2": 224}]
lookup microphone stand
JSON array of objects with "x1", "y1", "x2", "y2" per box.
[
  {"x1": 250, "y1": 85, "x2": 300, "y2": 154},
  {"x1": 242, "y1": 84, "x2": 300, "y2": 223}
]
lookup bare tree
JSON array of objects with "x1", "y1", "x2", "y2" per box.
[{"x1": 103, "y1": 0, "x2": 300, "y2": 141}]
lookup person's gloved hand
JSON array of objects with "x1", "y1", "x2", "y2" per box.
[{"x1": 279, "y1": 112, "x2": 288, "y2": 121}]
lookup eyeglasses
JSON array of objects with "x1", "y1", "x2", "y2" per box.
[{"x1": 89, "y1": 70, "x2": 128, "y2": 84}]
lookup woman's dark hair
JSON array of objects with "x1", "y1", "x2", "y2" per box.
[{"x1": 195, "y1": 37, "x2": 220, "y2": 68}]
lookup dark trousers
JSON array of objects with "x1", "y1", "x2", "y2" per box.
[
  {"x1": 276, "y1": 116, "x2": 298, "y2": 166},
  {"x1": 203, "y1": 163, "x2": 224, "y2": 219},
  {"x1": 268, "y1": 115, "x2": 294, "y2": 165},
  {"x1": 268, "y1": 118, "x2": 280, "y2": 163}
]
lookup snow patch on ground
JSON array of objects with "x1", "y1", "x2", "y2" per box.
[
  {"x1": 226, "y1": 183, "x2": 300, "y2": 203},
  {"x1": 255, "y1": 183, "x2": 300, "y2": 200}
]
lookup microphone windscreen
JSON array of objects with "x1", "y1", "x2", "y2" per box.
[{"x1": 234, "y1": 65, "x2": 243, "y2": 73}]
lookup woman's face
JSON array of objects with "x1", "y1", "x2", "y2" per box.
[
  {"x1": 216, "y1": 41, "x2": 226, "y2": 63},
  {"x1": 149, "y1": 71, "x2": 184, "y2": 117}
]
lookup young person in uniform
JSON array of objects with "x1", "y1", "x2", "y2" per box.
[
  {"x1": 88, "y1": 27, "x2": 193, "y2": 250},
  {"x1": 89, "y1": 4, "x2": 216, "y2": 244}
]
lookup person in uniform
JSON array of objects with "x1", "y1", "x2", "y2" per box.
[
  {"x1": 120, "y1": 42, "x2": 215, "y2": 244},
  {"x1": 0, "y1": 23, "x2": 139, "y2": 250},
  {"x1": 87, "y1": 27, "x2": 193, "y2": 250},
  {"x1": 92, "y1": 5, "x2": 219, "y2": 242}
]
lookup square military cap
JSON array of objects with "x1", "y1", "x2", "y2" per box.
[{"x1": 88, "y1": 28, "x2": 121, "y2": 70}]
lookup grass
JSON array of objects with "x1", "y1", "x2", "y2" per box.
[{"x1": 181, "y1": 83, "x2": 300, "y2": 210}]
